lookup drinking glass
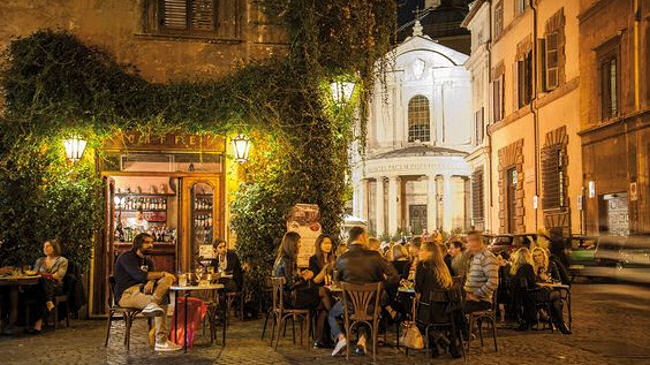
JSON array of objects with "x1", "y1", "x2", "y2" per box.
[{"x1": 179, "y1": 274, "x2": 187, "y2": 287}]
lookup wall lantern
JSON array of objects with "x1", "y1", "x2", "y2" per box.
[
  {"x1": 62, "y1": 136, "x2": 87, "y2": 163},
  {"x1": 331, "y1": 81, "x2": 356, "y2": 104},
  {"x1": 232, "y1": 134, "x2": 251, "y2": 163}
]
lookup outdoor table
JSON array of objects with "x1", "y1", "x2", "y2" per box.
[
  {"x1": 0, "y1": 275, "x2": 41, "y2": 330},
  {"x1": 170, "y1": 283, "x2": 225, "y2": 353},
  {"x1": 536, "y1": 282, "x2": 572, "y2": 329}
]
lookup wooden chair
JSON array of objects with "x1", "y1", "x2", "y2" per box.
[
  {"x1": 269, "y1": 277, "x2": 311, "y2": 350},
  {"x1": 226, "y1": 291, "x2": 244, "y2": 323},
  {"x1": 104, "y1": 276, "x2": 151, "y2": 350},
  {"x1": 52, "y1": 294, "x2": 70, "y2": 329},
  {"x1": 417, "y1": 287, "x2": 465, "y2": 360},
  {"x1": 340, "y1": 282, "x2": 383, "y2": 361},
  {"x1": 466, "y1": 293, "x2": 498, "y2": 353}
]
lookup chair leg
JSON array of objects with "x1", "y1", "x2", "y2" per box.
[
  {"x1": 466, "y1": 316, "x2": 474, "y2": 353},
  {"x1": 124, "y1": 315, "x2": 131, "y2": 350},
  {"x1": 261, "y1": 310, "x2": 270, "y2": 340},
  {"x1": 478, "y1": 319, "x2": 484, "y2": 347},
  {"x1": 104, "y1": 312, "x2": 113, "y2": 347},
  {"x1": 299, "y1": 315, "x2": 304, "y2": 346},
  {"x1": 269, "y1": 314, "x2": 277, "y2": 346},
  {"x1": 372, "y1": 324, "x2": 377, "y2": 363},
  {"x1": 490, "y1": 318, "x2": 498, "y2": 352},
  {"x1": 65, "y1": 302, "x2": 70, "y2": 328},
  {"x1": 274, "y1": 316, "x2": 284, "y2": 350},
  {"x1": 54, "y1": 303, "x2": 59, "y2": 330}
]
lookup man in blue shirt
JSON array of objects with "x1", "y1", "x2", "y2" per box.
[{"x1": 114, "y1": 233, "x2": 178, "y2": 351}]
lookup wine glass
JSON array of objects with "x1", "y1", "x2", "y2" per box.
[{"x1": 195, "y1": 265, "x2": 205, "y2": 282}]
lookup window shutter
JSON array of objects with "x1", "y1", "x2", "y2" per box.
[
  {"x1": 542, "y1": 147, "x2": 563, "y2": 209},
  {"x1": 472, "y1": 169, "x2": 484, "y2": 223},
  {"x1": 216, "y1": 0, "x2": 241, "y2": 39},
  {"x1": 536, "y1": 38, "x2": 546, "y2": 92},
  {"x1": 161, "y1": 0, "x2": 189, "y2": 30},
  {"x1": 546, "y1": 32, "x2": 559, "y2": 90},
  {"x1": 190, "y1": 0, "x2": 215, "y2": 31}
]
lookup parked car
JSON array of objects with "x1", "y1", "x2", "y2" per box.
[{"x1": 614, "y1": 233, "x2": 650, "y2": 284}]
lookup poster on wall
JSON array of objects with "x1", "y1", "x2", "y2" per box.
[{"x1": 287, "y1": 204, "x2": 322, "y2": 268}]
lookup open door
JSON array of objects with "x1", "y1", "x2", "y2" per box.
[{"x1": 181, "y1": 176, "x2": 222, "y2": 272}]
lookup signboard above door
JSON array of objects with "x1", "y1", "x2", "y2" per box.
[{"x1": 104, "y1": 131, "x2": 226, "y2": 154}]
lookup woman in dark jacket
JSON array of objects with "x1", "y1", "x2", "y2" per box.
[
  {"x1": 308, "y1": 234, "x2": 335, "y2": 347},
  {"x1": 415, "y1": 242, "x2": 461, "y2": 358},
  {"x1": 272, "y1": 232, "x2": 319, "y2": 310},
  {"x1": 532, "y1": 247, "x2": 571, "y2": 334},
  {"x1": 509, "y1": 248, "x2": 537, "y2": 331}
]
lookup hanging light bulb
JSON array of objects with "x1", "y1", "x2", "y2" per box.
[
  {"x1": 62, "y1": 136, "x2": 87, "y2": 163},
  {"x1": 232, "y1": 134, "x2": 251, "y2": 163},
  {"x1": 331, "y1": 81, "x2": 356, "y2": 104}
]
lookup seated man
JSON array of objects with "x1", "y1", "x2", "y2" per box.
[
  {"x1": 210, "y1": 240, "x2": 243, "y2": 292},
  {"x1": 114, "y1": 233, "x2": 179, "y2": 351},
  {"x1": 463, "y1": 230, "x2": 499, "y2": 314},
  {"x1": 329, "y1": 226, "x2": 399, "y2": 356}
]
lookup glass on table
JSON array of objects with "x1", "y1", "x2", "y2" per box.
[{"x1": 179, "y1": 273, "x2": 188, "y2": 287}]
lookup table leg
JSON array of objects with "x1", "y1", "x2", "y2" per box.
[
  {"x1": 8, "y1": 287, "x2": 19, "y2": 329},
  {"x1": 174, "y1": 292, "x2": 178, "y2": 344},
  {"x1": 184, "y1": 292, "x2": 189, "y2": 353}
]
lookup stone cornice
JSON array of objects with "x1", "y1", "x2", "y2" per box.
[{"x1": 362, "y1": 155, "x2": 471, "y2": 178}]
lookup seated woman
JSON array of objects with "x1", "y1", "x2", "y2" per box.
[
  {"x1": 308, "y1": 234, "x2": 335, "y2": 348},
  {"x1": 415, "y1": 242, "x2": 461, "y2": 358},
  {"x1": 272, "y1": 232, "x2": 320, "y2": 311},
  {"x1": 509, "y1": 248, "x2": 537, "y2": 331},
  {"x1": 210, "y1": 239, "x2": 243, "y2": 292},
  {"x1": 27, "y1": 239, "x2": 69, "y2": 334},
  {"x1": 532, "y1": 247, "x2": 571, "y2": 335},
  {"x1": 389, "y1": 243, "x2": 411, "y2": 280}
]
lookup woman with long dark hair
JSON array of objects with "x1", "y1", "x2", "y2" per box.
[
  {"x1": 308, "y1": 234, "x2": 335, "y2": 348},
  {"x1": 272, "y1": 232, "x2": 320, "y2": 310}
]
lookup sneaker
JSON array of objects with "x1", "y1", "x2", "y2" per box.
[
  {"x1": 141, "y1": 303, "x2": 165, "y2": 317},
  {"x1": 154, "y1": 340, "x2": 182, "y2": 352},
  {"x1": 331, "y1": 337, "x2": 347, "y2": 356},
  {"x1": 356, "y1": 335, "x2": 366, "y2": 355}
]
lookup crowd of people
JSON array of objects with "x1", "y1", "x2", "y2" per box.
[{"x1": 272, "y1": 226, "x2": 572, "y2": 358}]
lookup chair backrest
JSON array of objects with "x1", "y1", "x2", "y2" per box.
[
  {"x1": 340, "y1": 282, "x2": 383, "y2": 322},
  {"x1": 270, "y1": 277, "x2": 286, "y2": 314}
]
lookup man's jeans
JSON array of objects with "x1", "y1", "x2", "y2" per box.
[
  {"x1": 328, "y1": 300, "x2": 344, "y2": 339},
  {"x1": 119, "y1": 276, "x2": 173, "y2": 343}
]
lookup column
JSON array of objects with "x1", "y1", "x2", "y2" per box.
[
  {"x1": 360, "y1": 179, "x2": 369, "y2": 220},
  {"x1": 388, "y1": 176, "x2": 399, "y2": 236},
  {"x1": 427, "y1": 174, "x2": 438, "y2": 232},
  {"x1": 375, "y1": 177, "x2": 385, "y2": 236},
  {"x1": 442, "y1": 174, "x2": 452, "y2": 232}
]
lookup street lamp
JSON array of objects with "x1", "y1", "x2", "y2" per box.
[
  {"x1": 331, "y1": 81, "x2": 356, "y2": 104},
  {"x1": 62, "y1": 136, "x2": 87, "y2": 163},
  {"x1": 232, "y1": 134, "x2": 251, "y2": 163}
]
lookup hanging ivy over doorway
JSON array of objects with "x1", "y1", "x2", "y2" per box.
[{"x1": 0, "y1": 0, "x2": 396, "y2": 297}]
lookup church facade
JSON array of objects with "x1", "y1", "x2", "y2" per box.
[{"x1": 351, "y1": 22, "x2": 473, "y2": 237}]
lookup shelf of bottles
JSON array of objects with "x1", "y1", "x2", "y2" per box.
[
  {"x1": 114, "y1": 194, "x2": 169, "y2": 212},
  {"x1": 113, "y1": 193, "x2": 176, "y2": 245},
  {"x1": 192, "y1": 192, "x2": 213, "y2": 247}
]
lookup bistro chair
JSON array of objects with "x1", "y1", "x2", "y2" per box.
[
  {"x1": 340, "y1": 281, "x2": 383, "y2": 361},
  {"x1": 104, "y1": 276, "x2": 151, "y2": 350},
  {"x1": 417, "y1": 287, "x2": 465, "y2": 360},
  {"x1": 466, "y1": 293, "x2": 498, "y2": 353},
  {"x1": 269, "y1": 277, "x2": 311, "y2": 350}
]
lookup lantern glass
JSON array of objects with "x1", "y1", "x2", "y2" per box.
[
  {"x1": 331, "y1": 81, "x2": 356, "y2": 104},
  {"x1": 63, "y1": 136, "x2": 87, "y2": 162},
  {"x1": 232, "y1": 134, "x2": 251, "y2": 162}
]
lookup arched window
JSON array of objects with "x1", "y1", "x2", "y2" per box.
[{"x1": 408, "y1": 95, "x2": 431, "y2": 143}]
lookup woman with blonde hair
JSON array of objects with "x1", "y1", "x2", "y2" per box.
[
  {"x1": 509, "y1": 248, "x2": 536, "y2": 331},
  {"x1": 532, "y1": 247, "x2": 561, "y2": 282},
  {"x1": 390, "y1": 243, "x2": 411, "y2": 280}
]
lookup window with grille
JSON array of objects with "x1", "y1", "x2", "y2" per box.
[
  {"x1": 601, "y1": 56, "x2": 618, "y2": 120},
  {"x1": 494, "y1": 2, "x2": 504, "y2": 39},
  {"x1": 408, "y1": 95, "x2": 431, "y2": 143},
  {"x1": 157, "y1": 0, "x2": 241, "y2": 38},
  {"x1": 472, "y1": 169, "x2": 485, "y2": 223},
  {"x1": 492, "y1": 75, "x2": 504, "y2": 122},
  {"x1": 542, "y1": 146, "x2": 566, "y2": 209},
  {"x1": 517, "y1": 50, "x2": 533, "y2": 108}
]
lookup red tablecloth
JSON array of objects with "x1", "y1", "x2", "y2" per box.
[{"x1": 170, "y1": 297, "x2": 207, "y2": 348}]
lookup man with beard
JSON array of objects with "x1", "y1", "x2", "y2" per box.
[{"x1": 114, "y1": 233, "x2": 179, "y2": 351}]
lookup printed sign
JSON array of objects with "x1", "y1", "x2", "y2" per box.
[
  {"x1": 287, "y1": 204, "x2": 322, "y2": 268},
  {"x1": 104, "y1": 132, "x2": 226, "y2": 153}
]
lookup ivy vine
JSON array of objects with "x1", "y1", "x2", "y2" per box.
[{"x1": 0, "y1": 0, "x2": 396, "y2": 298}]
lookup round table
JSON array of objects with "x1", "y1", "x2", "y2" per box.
[
  {"x1": 0, "y1": 275, "x2": 41, "y2": 331},
  {"x1": 170, "y1": 283, "x2": 225, "y2": 352}
]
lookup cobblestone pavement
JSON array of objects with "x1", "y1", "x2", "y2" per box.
[{"x1": 1, "y1": 283, "x2": 650, "y2": 365}]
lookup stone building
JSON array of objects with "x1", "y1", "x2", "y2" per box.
[
  {"x1": 578, "y1": 0, "x2": 650, "y2": 235},
  {"x1": 463, "y1": 0, "x2": 584, "y2": 235},
  {"x1": 351, "y1": 21, "x2": 473, "y2": 237}
]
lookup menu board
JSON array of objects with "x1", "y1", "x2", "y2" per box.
[{"x1": 287, "y1": 204, "x2": 322, "y2": 268}]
